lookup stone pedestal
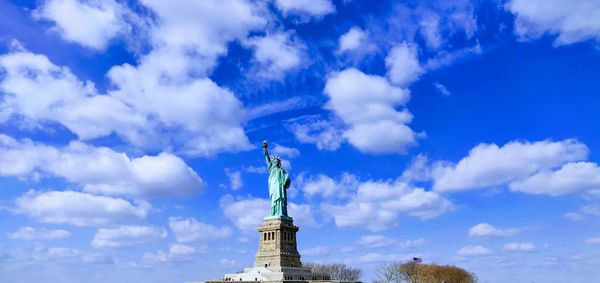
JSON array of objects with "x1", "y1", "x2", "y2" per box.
[
  {"x1": 198, "y1": 217, "x2": 333, "y2": 283},
  {"x1": 254, "y1": 218, "x2": 302, "y2": 268}
]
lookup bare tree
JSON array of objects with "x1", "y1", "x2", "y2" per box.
[
  {"x1": 304, "y1": 262, "x2": 362, "y2": 281},
  {"x1": 375, "y1": 261, "x2": 476, "y2": 283}
]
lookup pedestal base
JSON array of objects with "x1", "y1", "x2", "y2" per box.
[
  {"x1": 216, "y1": 266, "x2": 329, "y2": 282},
  {"x1": 254, "y1": 218, "x2": 302, "y2": 268}
]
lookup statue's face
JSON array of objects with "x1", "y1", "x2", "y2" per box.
[{"x1": 274, "y1": 159, "x2": 281, "y2": 167}]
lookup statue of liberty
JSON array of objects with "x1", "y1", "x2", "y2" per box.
[{"x1": 262, "y1": 140, "x2": 291, "y2": 220}]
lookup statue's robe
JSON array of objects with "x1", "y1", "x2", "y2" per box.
[{"x1": 267, "y1": 161, "x2": 291, "y2": 217}]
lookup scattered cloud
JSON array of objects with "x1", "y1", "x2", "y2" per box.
[
  {"x1": 220, "y1": 195, "x2": 268, "y2": 231},
  {"x1": 220, "y1": 195, "x2": 317, "y2": 230},
  {"x1": 434, "y1": 82, "x2": 451, "y2": 96},
  {"x1": 0, "y1": 135, "x2": 204, "y2": 198},
  {"x1": 400, "y1": 154, "x2": 431, "y2": 182},
  {"x1": 169, "y1": 217, "x2": 232, "y2": 243},
  {"x1": 433, "y1": 139, "x2": 589, "y2": 192},
  {"x1": 338, "y1": 27, "x2": 371, "y2": 53},
  {"x1": 298, "y1": 173, "x2": 358, "y2": 199},
  {"x1": 288, "y1": 202, "x2": 318, "y2": 227},
  {"x1": 506, "y1": 0, "x2": 600, "y2": 45},
  {"x1": 0, "y1": 49, "x2": 253, "y2": 156},
  {"x1": 15, "y1": 190, "x2": 150, "y2": 227},
  {"x1": 32, "y1": 0, "x2": 140, "y2": 50},
  {"x1": 358, "y1": 234, "x2": 425, "y2": 249},
  {"x1": 509, "y1": 162, "x2": 600, "y2": 196},
  {"x1": 92, "y1": 225, "x2": 167, "y2": 248},
  {"x1": 272, "y1": 144, "x2": 300, "y2": 158},
  {"x1": 457, "y1": 245, "x2": 492, "y2": 256},
  {"x1": 225, "y1": 169, "x2": 244, "y2": 190},
  {"x1": 354, "y1": 252, "x2": 427, "y2": 264},
  {"x1": 274, "y1": 0, "x2": 335, "y2": 18},
  {"x1": 243, "y1": 165, "x2": 267, "y2": 174},
  {"x1": 219, "y1": 258, "x2": 237, "y2": 267},
  {"x1": 585, "y1": 237, "x2": 600, "y2": 245},
  {"x1": 289, "y1": 117, "x2": 344, "y2": 151},
  {"x1": 8, "y1": 227, "x2": 71, "y2": 240},
  {"x1": 503, "y1": 242, "x2": 535, "y2": 252},
  {"x1": 302, "y1": 246, "x2": 331, "y2": 256},
  {"x1": 169, "y1": 243, "x2": 199, "y2": 255},
  {"x1": 415, "y1": 1, "x2": 477, "y2": 50},
  {"x1": 564, "y1": 203, "x2": 600, "y2": 221},
  {"x1": 321, "y1": 176, "x2": 453, "y2": 231},
  {"x1": 324, "y1": 68, "x2": 418, "y2": 154},
  {"x1": 468, "y1": 223, "x2": 520, "y2": 238},
  {"x1": 143, "y1": 244, "x2": 200, "y2": 263},
  {"x1": 385, "y1": 43, "x2": 423, "y2": 85},
  {"x1": 245, "y1": 32, "x2": 304, "y2": 80}
]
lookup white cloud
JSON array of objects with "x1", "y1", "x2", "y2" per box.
[
  {"x1": 433, "y1": 82, "x2": 451, "y2": 96},
  {"x1": 457, "y1": 245, "x2": 492, "y2": 256},
  {"x1": 302, "y1": 246, "x2": 330, "y2": 256},
  {"x1": 433, "y1": 139, "x2": 589, "y2": 192},
  {"x1": 143, "y1": 243, "x2": 204, "y2": 263},
  {"x1": 468, "y1": 223, "x2": 520, "y2": 237},
  {"x1": 503, "y1": 242, "x2": 535, "y2": 252},
  {"x1": 243, "y1": 165, "x2": 268, "y2": 174},
  {"x1": 358, "y1": 235, "x2": 398, "y2": 248},
  {"x1": 564, "y1": 203, "x2": 600, "y2": 221},
  {"x1": 169, "y1": 243, "x2": 198, "y2": 255},
  {"x1": 324, "y1": 68, "x2": 418, "y2": 154},
  {"x1": 290, "y1": 118, "x2": 343, "y2": 151},
  {"x1": 299, "y1": 173, "x2": 358, "y2": 198},
  {"x1": 0, "y1": 51, "x2": 147, "y2": 142},
  {"x1": 15, "y1": 190, "x2": 150, "y2": 227},
  {"x1": 32, "y1": 0, "x2": 135, "y2": 50},
  {"x1": 322, "y1": 177, "x2": 453, "y2": 231},
  {"x1": 400, "y1": 154, "x2": 431, "y2": 182},
  {"x1": 245, "y1": 33, "x2": 304, "y2": 80},
  {"x1": 416, "y1": 2, "x2": 477, "y2": 50},
  {"x1": 138, "y1": 0, "x2": 266, "y2": 62},
  {"x1": 506, "y1": 0, "x2": 600, "y2": 45},
  {"x1": 423, "y1": 43, "x2": 482, "y2": 71},
  {"x1": 169, "y1": 217, "x2": 232, "y2": 243},
  {"x1": 3, "y1": 0, "x2": 268, "y2": 157},
  {"x1": 338, "y1": 27, "x2": 368, "y2": 53},
  {"x1": 354, "y1": 252, "x2": 427, "y2": 264},
  {"x1": 288, "y1": 202, "x2": 318, "y2": 227},
  {"x1": 563, "y1": 212, "x2": 585, "y2": 222},
  {"x1": 220, "y1": 195, "x2": 317, "y2": 230},
  {"x1": 92, "y1": 225, "x2": 167, "y2": 248},
  {"x1": 509, "y1": 162, "x2": 600, "y2": 196},
  {"x1": 219, "y1": 258, "x2": 237, "y2": 267},
  {"x1": 106, "y1": 70, "x2": 253, "y2": 156},
  {"x1": 225, "y1": 169, "x2": 244, "y2": 190},
  {"x1": 274, "y1": 0, "x2": 335, "y2": 17},
  {"x1": 385, "y1": 43, "x2": 423, "y2": 85},
  {"x1": 272, "y1": 144, "x2": 300, "y2": 159},
  {"x1": 103, "y1": 1, "x2": 265, "y2": 155},
  {"x1": 45, "y1": 247, "x2": 84, "y2": 258},
  {"x1": 419, "y1": 12, "x2": 442, "y2": 49},
  {"x1": 221, "y1": 195, "x2": 269, "y2": 231},
  {"x1": 8, "y1": 227, "x2": 71, "y2": 240},
  {"x1": 0, "y1": 134, "x2": 204, "y2": 198},
  {"x1": 0, "y1": 50, "x2": 252, "y2": 157},
  {"x1": 358, "y1": 235, "x2": 425, "y2": 249},
  {"x1": 585, "y1": 237, "x2": 600, "y2": 245}
]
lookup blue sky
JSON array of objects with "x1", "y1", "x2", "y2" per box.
[{"x1": 0, "y1": 0, "x2": 599, "y2": 282}]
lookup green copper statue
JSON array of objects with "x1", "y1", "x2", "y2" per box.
[{"x1": 262, "y1": 140, "x2": 291, "y2": 220}]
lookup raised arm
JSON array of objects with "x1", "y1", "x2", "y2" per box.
[{"x1": 262, "y1": 140, "x2": 271, "y2": 165}]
